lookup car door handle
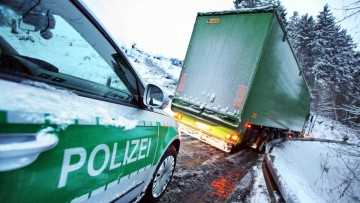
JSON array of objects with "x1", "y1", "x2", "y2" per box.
[{"x1": 0, "y1": 131, "x2": 58, "y2": 172}]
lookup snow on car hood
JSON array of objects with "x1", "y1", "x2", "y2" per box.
[{"x1": 0, "y1": 80, "x2": 138, "y2": 130}]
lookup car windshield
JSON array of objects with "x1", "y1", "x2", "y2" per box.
[{"x1": 0, "y1": 0, "x2": 139, "y2": 103}]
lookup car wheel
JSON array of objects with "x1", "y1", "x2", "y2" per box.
[{"x1": 142, "y1": 146, "x2": 177, "y2": 202}]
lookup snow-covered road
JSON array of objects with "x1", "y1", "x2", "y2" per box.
[{"x1": 157, "y1": 133, "x2": 266, "y2": 203}]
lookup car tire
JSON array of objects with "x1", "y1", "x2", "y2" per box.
[{"x1": 142, "y1": 145, "x2": 177, "y2": 203}]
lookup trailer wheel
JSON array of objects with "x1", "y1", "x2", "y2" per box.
[
  {"x1": 247, "y1": 130, "x2": 260, "y2": 148},
  {"x1": 242, "y1": 129, "x2": 252, "y2": 144},
  {"x1": 257, "y1": 129, "x2": 269, "y2": 153},
  {"x1": 269, "y1": 129, "x2": 277, "y2": 140}
]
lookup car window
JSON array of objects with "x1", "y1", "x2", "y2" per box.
[{"x1": 0, "y1": 3, "x2": 137, "y2": 103}]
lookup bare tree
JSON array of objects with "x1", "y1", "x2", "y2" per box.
[{"x1": 339, "y1": 0, "x2": 360, "y2": 22}]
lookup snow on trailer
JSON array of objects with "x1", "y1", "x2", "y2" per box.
[
  {"x1": 264, "y1": 138, "x2": 360, "y2": 203},
  {"x1": 171, "y1": 6, "x2": 311, "y2": 152}
]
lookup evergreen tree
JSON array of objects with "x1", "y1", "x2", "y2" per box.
[
  {"x1": 313, "y1": 4, "x2": 340, "y2": 84},
  {"x1": 295, "y1": 14, "x2": 317, "y2": 87},
  {"x1": 233, "y1": 0, "x2": 272, "y2": 9},
  {"x1": 334, "y1": 30, "x2": 358, "y2": 121},
  {"x1": 333, "y1": 29, "x2": 355, "y2": 92},
  {"x1": 311, "y1": 4, "x2": 339, "y2": 98},
  {"x1": 286, "y1": 11, "x2": 300, "y2": 49},
  {"x1": 349, "y1": 52, "x2": 360, "y2": 129},
  {"x1": 275, "y1": 1, "x2": 288, "y2": 27},
  {"x1": 311, "y1": 4, "x2": 360, "y2": 123}
]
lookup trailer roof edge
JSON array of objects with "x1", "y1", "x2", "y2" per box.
[{"x1": 197, "y1": 5, "x2": 275, "y2": 17}]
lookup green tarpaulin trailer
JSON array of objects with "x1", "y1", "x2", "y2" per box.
[{"x1": 171, "y1": 6, "x2": 312, "y2": 152}]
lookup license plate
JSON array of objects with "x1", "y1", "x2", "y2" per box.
[{"x1": 195, "y1": 121, "x2": 211, "y2": 131}]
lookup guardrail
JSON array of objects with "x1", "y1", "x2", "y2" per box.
[{"x1": 263, "y1": 138, "x2": 300, "y2": 203}]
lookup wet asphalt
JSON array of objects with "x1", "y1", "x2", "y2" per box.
[{"x1": 159, "y1": 133, "x2": 261, "y2": 203}]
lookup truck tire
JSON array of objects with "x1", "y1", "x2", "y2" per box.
[
  {"x1": 276, "y1": 130, "x2": 283, "y2": 139},
  {"x1": 257, "y1": 129, "x2": 269, "y2": 153},
  {"x1": 247, "y1": 130, "x2": 260, "y2": 148},
  {"x1": 141, "y1": 146, "x2": 177, "y2": 203},
  {"x1": 269, "y1": 129, "x2": 277, "y2": 140},
  {"x1": 243, "y1": 129, "x2": 253, "y2": 145}
]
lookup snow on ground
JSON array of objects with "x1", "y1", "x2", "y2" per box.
[
  {"x1": 248, "y1": 159, "x2": 271, "y2": 203},
  {"x1": 270, "y1": 140, "x2": 360, "y2": 203},
  {"x1": 120, "y1": 45, "x2": 182, "y2": 96},
  {"x1": 2, "y1": 6, "x2": 359, "y2": 203},
  {"x1": 122, "y1": 45, "x2": 360, "y2": 203},
  {"x1": 125, "y1": 45, "x2": 360, "y2": 203},
  {"x1": 307, "y1": 115, "x2": 360, "y2": 144}
]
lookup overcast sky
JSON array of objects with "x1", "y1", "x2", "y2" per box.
[{"x1": 84, "y1": 0, "x2": 359, "y2": 59}]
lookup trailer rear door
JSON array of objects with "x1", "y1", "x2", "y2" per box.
[{"x1": 175, "y1": 12, "x2": 274, "y2": 127}]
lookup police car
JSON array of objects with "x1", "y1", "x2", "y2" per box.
[{"x1": 0, "y1": 0, "x2": 180, "y2": 202}]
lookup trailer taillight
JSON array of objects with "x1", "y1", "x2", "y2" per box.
[
  {"x1": 226, "y1": 133, "x2": 239, "y2": 142},
  {"x1": 174, "y1": 112, "x2": 183, "y2": 120},
  {"x1": 244, "y1": 123, "x2": 252, "y2": 128}
]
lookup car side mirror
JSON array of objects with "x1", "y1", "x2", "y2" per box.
[
  {"x1": 19, "y1": 11, "x2": 56, "y2": 40},
  {"x1": 143, "y1": 84, "x2": 169, "y2": 109}
]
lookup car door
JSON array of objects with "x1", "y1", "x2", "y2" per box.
[
  {"x1": 0, "y1": 1, "x2": 159, "y2": 202},
  {"x1": 0, "y1": 81, "x2": 159, "y2": 203}
]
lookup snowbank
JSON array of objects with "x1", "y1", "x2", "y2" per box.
[
  {"x1": 307, "y1": 115, "x2": 360, "y2": 144},
  {"x1": 120, "y1": 46, "x2": 182, "y2": 96},
  {"x1": 248, "y1": 161, "x2": 271, "y2": 203},
  {"x1": 269, "y1": 140, "x2": 360, "y2": 203}
]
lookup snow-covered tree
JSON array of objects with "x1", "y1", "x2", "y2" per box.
[
  {"x1": 275, "y1": 1, "x2": 288, "y2": 27},
  {"x1": 345, "y1": 52, "x2": 360, "y2": 129},
  {"x1": 314, "y1": 5, "x2": 355, "y2": 120},
  {"x1": 233, "y1": 0, "x2": 272, "y2": 9},
  {"x1": 286, "y1": 11, "x2": 300, "y2": 49},
  {"x1": 308, "y1": 4, "x2": 360, "y2": 128},
  {"x1": 313, "y1": 5, "x2": 340, "y2": 82},
  {"x1": 293, "y1": 14, "x2": 317, "y2": 88},
  {"x1": 282, "y1": 4, "x2": 359, "y2": 130}
]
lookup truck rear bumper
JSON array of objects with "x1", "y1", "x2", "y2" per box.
[
  {"x1": 173, "y1": 111, "x2": 242, "y2": 141},
  {"x1": 179, "y1": 123, "x2": 234, "y2": 153}
]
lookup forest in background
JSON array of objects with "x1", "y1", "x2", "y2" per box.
[{"x1": 234, "y1": 0, "x2": 360, "y2": 132}]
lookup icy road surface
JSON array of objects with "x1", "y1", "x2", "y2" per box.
[{"x1": 158, "y1": 133, "x2": 265, "y2": 203}]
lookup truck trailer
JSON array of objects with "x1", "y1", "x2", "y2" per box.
[{"x1": 171, "y1": 7, "x2": 312, "y2": 152}]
